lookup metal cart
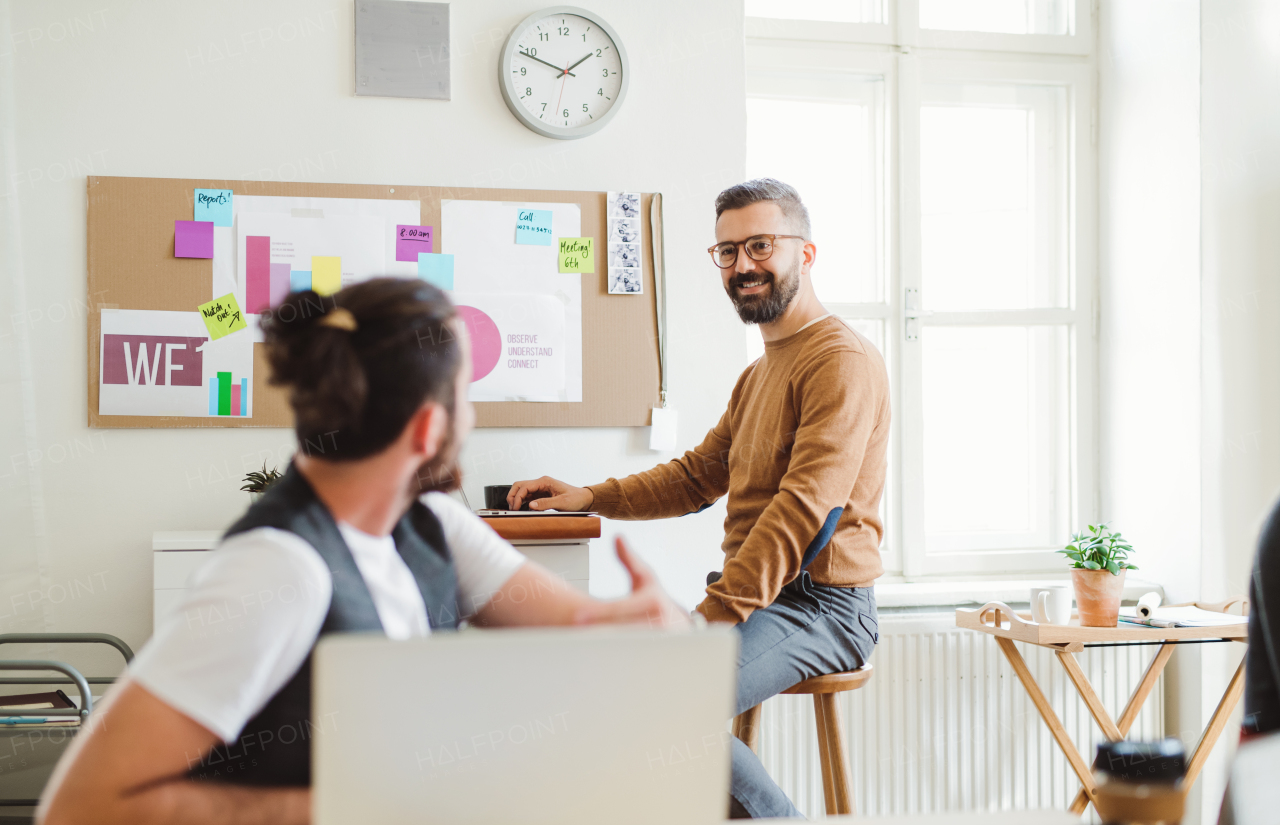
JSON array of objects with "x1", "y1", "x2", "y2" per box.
[{"x1": 0, "y1": 634, "x2": 133, "y2": 823}]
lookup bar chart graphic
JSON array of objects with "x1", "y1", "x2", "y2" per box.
[{"x1": 208, "y1": 372, "x2": 249, "y2": 416}]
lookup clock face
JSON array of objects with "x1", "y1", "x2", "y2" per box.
[{"x1": 501, "y1": 9, "x2": 628, "y2": 139}]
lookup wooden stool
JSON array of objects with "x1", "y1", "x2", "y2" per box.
[{"x1": 732, "y1": 665, "x2": 873, "y2": 816}]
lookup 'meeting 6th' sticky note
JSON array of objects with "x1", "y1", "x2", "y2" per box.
[{"x1": 558, "y1": 238, "x2": 594, "y2": 273}]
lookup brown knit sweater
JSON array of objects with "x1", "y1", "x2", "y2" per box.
[{"x1": 587, "y1": 316, "x2": 890, "y2": 623}]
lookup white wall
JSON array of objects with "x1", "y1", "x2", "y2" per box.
[
  {"x1": 0, "y1": 0, "x2": 746, "y2": 673},
  {"x1": 1199, "y1": 4, "x2": 1280, "y2": 816},
  {"x1": 1201, "y1": 0, "x2": 1280, "y2": 618},
  {"x1": 1102, "y1": 0, "x2": 1280, "y2": 820},
  {"x1": 1098, "y1": 0, "x2": 1202, "y2": 606}
]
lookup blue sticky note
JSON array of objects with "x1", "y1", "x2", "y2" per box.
[
  {"x1": 418, "y1": 253, "x2": 454, "y2": 290},
  {"x1": 290, "y1": 270, "x2": 312, "y2": 292},
  {"x1": 515, "y1": 208, "x2": 553, "y2": 245},
  {"x1": 194, "y1": 189, "x2": 233, "y2": 227}
]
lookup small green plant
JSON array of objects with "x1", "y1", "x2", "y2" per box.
[
  {"x1": 1058, "y1": 524, "x2": 1137, "y2": 575},
  {"x1": 241, "y1": 463, "x2": 283, "y2": 494}
]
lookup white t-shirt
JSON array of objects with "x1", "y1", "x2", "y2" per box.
[{"x1": 130, "y1": 492, "x2": 525, "y2": 742}]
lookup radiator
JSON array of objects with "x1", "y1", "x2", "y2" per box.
[{"x1": 753, "y1": 611, "x2": 1164, "y2": 818}]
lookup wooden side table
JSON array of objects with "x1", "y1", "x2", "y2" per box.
[
  {"x1": 955, "y1": 598, "x2": 1248, "y2": 815},
  {"x1": 479, "y1": 515, "x2": 601, "y2": 593}
]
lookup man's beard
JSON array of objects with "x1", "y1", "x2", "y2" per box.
[
  {"x1": 413, "y1": 412, "x2": 464, "y2": 495},
  {"x1": 724, "y1": 257, "x2": 800, "y2": 325}
]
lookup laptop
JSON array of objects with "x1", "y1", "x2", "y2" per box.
[{"x1": 313, "y1": 626, "x2": 739, "y2": 825}]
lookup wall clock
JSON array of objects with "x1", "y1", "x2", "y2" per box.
[{"x1": 499, "y1": 6, "x2": 630, "y2": 140}]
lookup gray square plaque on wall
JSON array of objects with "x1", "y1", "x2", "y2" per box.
[{"x1": 355, "y1": 1, "x2": 450, "y2": 100}]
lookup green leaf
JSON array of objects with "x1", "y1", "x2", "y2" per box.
[
  {"x1": 1084, "y1": 560, "x2": 1101, "y2": 570},
  {"x1": 1106, "y1": 560, "x2": 1120, "y2": 575}
]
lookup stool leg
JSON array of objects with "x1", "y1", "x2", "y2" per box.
[
  {"x1": 813, "y1": 693, "x2": 855, "y2": 816},
  {"x1": 732, "y1": 704, "x2": 761, "y2": 754}
]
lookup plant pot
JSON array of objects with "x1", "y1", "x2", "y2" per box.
[{"x1": 1071, "y1": 568, "x2": 1127, "y2": 627}]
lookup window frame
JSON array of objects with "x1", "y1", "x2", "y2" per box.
[{"x1": 745, "y1": 2, "x2": 1097, "y2": 580}]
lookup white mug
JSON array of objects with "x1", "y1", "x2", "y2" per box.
[{"x1": 1031, "y1": 585, "x2": 1073, "y2": 625}]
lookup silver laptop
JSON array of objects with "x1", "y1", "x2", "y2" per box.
[{"x1": 313, "y1": 627, "x2": 738, "y2": 825}]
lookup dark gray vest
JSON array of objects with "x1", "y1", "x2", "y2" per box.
[{"x1": 189, "y1": 464, "x2": 460, "y2": 786}]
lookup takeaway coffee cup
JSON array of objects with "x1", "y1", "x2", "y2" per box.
[{"x1": 1031, "y1": 585, "x2": 1073, "y2": 625}]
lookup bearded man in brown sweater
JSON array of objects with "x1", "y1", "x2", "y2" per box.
[{"x1": 508, "y1": 178, "x2": 890, "y2": 819}]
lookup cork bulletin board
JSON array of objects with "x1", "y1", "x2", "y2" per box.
[{"x1": 86, "y1": 176, "x2": 660, "y2": 429}]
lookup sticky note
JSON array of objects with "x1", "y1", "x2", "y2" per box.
[
  {"x1": 558, "y1": 237, "x2": 595, "y2": 273},
  {"x1": 175, "y1": 220, "x2": 214, "y2": 258},
  {"x1": 194, "y1": 189, "x2": 233, "y2": 227},
  {"x1": 396, "y1": 225, "x2": 434, "y2": 262},
  {"x1": 311, "y1": 256, "x2": 342, "y2": 296},
  {"x1": 515, "y1": 209, "x2": 553, "y2": 245},
  {"x1": 418, "y1": 252, "x2": 454, "y2": 290},
  {"x1": 198, "y1": 293, "x2": 247, "y2": 340},
  {"x1": 290, "y1": 271, "x2": 312, "y2": 293}
]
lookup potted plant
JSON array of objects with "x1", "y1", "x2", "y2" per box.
[
  {"x1": 241, "y1": 463, "x2": 283, "y2": 503},
  {"x1": 1058, "y1": 524, "x2": 1137, "y2": 627}
]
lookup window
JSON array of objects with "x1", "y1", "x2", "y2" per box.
[{"x1": 745, "y1": 0, "x2": 1095, "y2": 577}]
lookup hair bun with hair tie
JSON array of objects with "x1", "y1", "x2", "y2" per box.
[{"x1": 318, "y1": 306, "x2": 358, "y2": 332}]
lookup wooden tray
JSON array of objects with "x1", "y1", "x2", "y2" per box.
[{"x1": 955, "y1": 598, "x2": 1248, "y2": 652}]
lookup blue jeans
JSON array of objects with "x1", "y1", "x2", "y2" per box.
[{"x1": 710, "y1": 571, "x2": 879, "y2": 819}]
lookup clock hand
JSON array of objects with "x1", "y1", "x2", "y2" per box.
[
  {"x1": 564, "y1": 52, "x2": 594, "y2": 74},
  {"x1": 518, "y1": 50, "x2": 575, "y2": 77}
]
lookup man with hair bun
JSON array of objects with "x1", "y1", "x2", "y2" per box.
[
  {"x1": 511, "y1": 179, "x2": 891, "y2": 818},
  {"x1": 39, "y1": 279, "x2": 690, "y2": 825}
]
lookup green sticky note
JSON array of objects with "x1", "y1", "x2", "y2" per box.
[
  {"x1": 558, "y1": 237, "x2": 594, "y2": 273},
  {"x1": 198, "y1": 293, "x2": 247, "y2": 340}
]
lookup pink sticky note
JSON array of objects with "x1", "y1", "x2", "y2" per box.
[
  {"x1": 396, "y1": 225, "x2": 433, "y2": 262},
  {"x1": 175, "y1": 220, "x2": 214, "y2": 258}
]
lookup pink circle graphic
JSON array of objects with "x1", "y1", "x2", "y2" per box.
[{"x1": 455, "y1": 305, "x2": 501, "y2": 382}]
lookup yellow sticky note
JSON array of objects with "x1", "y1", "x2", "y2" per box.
[
  {"x1": 198, "y1": 293, "x2": 247, "y2": 340},
  {"x1": 558, "y1": 237, "x2": 594, "y2": 273},
  {"x1": 311, "y1": 256, "x2": 342, "y2": 296}
]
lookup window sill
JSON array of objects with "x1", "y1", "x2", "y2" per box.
[{"x1": 874, "y1": 576, "x2": 1165, "y2": 613}]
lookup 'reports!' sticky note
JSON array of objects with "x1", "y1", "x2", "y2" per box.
[
  {"x1": 515, "y1": 209, "x2": 553, "y2": 245},
  {"x1": 193, "y1": 189, "x2": 233, "y2": 227},
  {"x1": 418, "y1": 252, "x2": 454, "y2": 290},
  {"x1": 175, "y1": 220, "x2": 214, "y2": 258},
  {"x1": 198, "y1": 293, "x2": 247, "y2": 340},
  {"x1": 558, "y1": 237, "x2": 594, "y2": 273}
]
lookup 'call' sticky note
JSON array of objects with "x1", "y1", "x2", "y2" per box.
[
  {"x1": 396, "y1": 225, "x2": 434, "y2": 262},
  {"x1": 194, "y1": 189, "x2": 233, "y2": 227},
  {"x1": 311, "y1": 256, "x2": 342, "y2": 296},
  {"x1": 515, "y1": 209, "x2": 553, "y2": 245},
  {"x1": 198, "y1": 293, "x2": 247, "y2": 340},
  {"x1": 175, "y1": 220, "x2": 214, "y2": 258},
  {"x1": 558, "y1": 237, "x2": 594, "y2": 273},
  {"x1": 418, "y1": 252, "x2": 454, "y2": 290}
]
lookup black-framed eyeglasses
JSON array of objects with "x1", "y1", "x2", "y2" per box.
[{"x1": 707, "y1": 234, "x2": 807, "y2": 269}]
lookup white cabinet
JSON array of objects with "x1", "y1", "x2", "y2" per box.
[
  {"x1": 152, "y1": 531, "x2": 221, "y2": 635},
  {"x1": 151, "y1": 531, "x2": 591, "y2": 634}
]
